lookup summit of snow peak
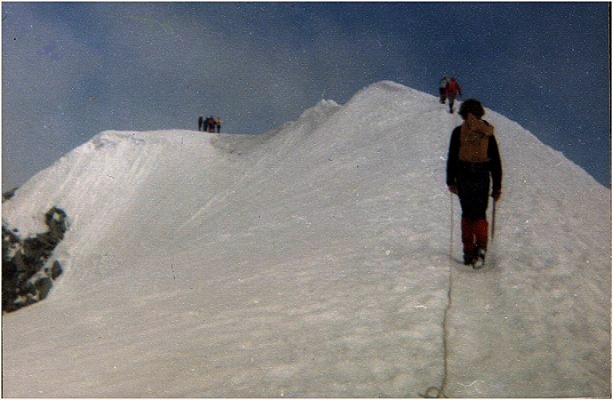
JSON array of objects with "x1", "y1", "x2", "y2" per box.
[
  {"x1": 343, "y1": 80, "x2": 435, "y2": 112},
  {"x1": 2, "y1": 81, "x2": 610, "y2": 398}
]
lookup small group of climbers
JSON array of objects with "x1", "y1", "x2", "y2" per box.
[
  {"x1": 199, "y1": 116, "x2": 222, "y2": 133},
  {"x1": 439, "y1": 76, "x2": 462, "y2": 113}
]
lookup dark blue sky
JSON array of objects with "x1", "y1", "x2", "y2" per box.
[{"x1": 2, "y1": 2, "x2": 610, "y2": 190}]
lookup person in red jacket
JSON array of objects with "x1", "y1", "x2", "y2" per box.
[
  {"x1": 445, "y1": 77, "x2": 462, "y2": 113},
  {"x1": 447, "y1": 99, "x2": 502, "y2": 268},
  {"x1": 207, "y1": 116, "x2": 216, "y2": 132}
]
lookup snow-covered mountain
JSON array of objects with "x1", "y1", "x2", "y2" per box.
[{"x1": 2, "y1": 81, "x2": 610, "y2": 397}]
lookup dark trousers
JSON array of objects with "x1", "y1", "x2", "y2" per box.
[
  {"x1": 457, "y1": 162, "x2": 491, "y2": 254},
  {"x1": 439, "y1": 88, "x2": 447, "y2": 104},
  {"x1": 448, "y1": 95, "x2": 456, "y2": 112}
]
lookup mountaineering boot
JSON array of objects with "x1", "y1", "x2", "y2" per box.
[
  {"x1": 473, "y1": 248, "x2": 486, "y2": 269},
  {"x1": 464, "y1": 253, "x2": 475, "y2": 266}
]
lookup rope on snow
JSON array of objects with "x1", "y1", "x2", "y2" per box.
[{"x1": 419, "y1": 193, "x2": 455, "y2": 398}]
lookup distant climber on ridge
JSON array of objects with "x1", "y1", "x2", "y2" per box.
[
  {"x1": 446, "y1": 77, "x2": 462, "y2": 113},
  {"x1": 206, "y1": 116, "x2": 216, "y2": 132},
  {"x1": 216, "y1": 116, "x2": 222, "y2": 133},
  {"x1": 439, "y1": 76, "x2": 449, "y2": 104},
  {"x1": 446, "y1": 99, "x2": 502, "y2": 268}
]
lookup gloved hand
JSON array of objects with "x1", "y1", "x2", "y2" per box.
[
  {"x1": 448, "y1": 185, "x2": 458, "y2": 195},
  {"x1": 492, "y1": 190, "x2": 502, "y2": 201}
]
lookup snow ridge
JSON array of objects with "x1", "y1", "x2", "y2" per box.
[{"x1": 2, "y1": 81, "x2": 610, "y2": 398}]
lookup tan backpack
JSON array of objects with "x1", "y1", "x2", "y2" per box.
[{"x1": 459, "y1": 117, "x2": 494, "y2": 163}]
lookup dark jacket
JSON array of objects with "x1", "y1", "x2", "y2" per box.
[{"x1": 446, "y1": 123, "x2": 502, "y2": 193}]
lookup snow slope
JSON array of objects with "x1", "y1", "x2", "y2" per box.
[{"x1": 2, "y1": 81, "x2": 610, "y2": 397}]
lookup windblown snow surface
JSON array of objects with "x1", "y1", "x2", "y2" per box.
[{"x1": 2, "y1": 81, "x2": 610, "y2": 397}]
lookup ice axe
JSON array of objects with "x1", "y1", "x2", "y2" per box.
[{"x1": 490, "y1": 196, "x2": 497, "y2": 243}]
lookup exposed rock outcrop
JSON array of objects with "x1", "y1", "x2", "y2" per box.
[{"x1": 2, "y1": 207, "x2": 68, "y2": 313}]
